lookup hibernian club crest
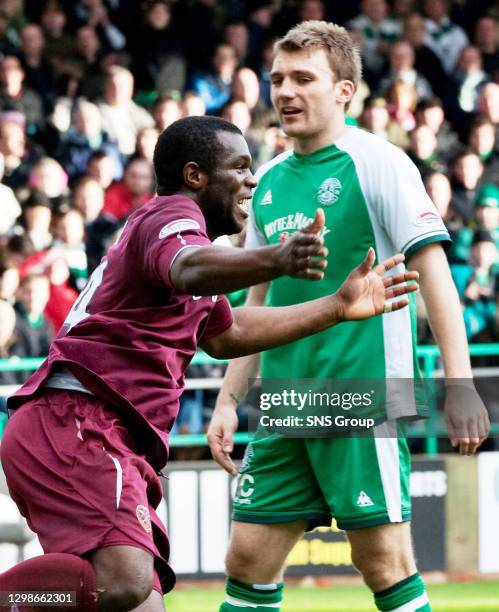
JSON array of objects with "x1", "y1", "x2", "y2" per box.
[{"x1": 317, "y1": 177, "x2": 342, "y2": 206}]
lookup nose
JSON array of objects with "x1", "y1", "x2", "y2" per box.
[
  {"x1": 274, "y1": 77, "x2": 296, "y2": 100},
  {"x1": 245, "y1": 171, "x2": 257, "y2": 189}
]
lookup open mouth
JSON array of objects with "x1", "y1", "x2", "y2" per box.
[
  {"x1": 281, "y1": 106, "x2": 302, "y2": 118},
  {"x1": 237, "y1": 197, "x2": 250, "y2": 217}
]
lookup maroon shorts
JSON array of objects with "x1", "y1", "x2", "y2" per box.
[{"x1": 0, "y1": 389, "x2": 176, "y2": 594}]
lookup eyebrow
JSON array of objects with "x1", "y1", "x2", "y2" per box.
[{"x1": 270, "y1": 69, "x2": 317, "y2": 78}]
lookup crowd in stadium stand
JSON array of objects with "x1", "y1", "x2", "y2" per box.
[{"x1": 0, "y1": 0, "x2": 497, "y2": 436}]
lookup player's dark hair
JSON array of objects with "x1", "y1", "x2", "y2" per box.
[{"x1": 153, "y1": 116, "x2": 242, "y2": 195}]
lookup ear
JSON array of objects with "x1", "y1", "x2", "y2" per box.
[
  {"x1": 335, "y1": 80, "x2": 355, "y2": 105},
  {"x1": 183, "y1": 161, "x2": 208, "y2": 191}
]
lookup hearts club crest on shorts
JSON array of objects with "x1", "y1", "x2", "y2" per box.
[{"x1": 136, "y1": 504, "x2": 152, "y2": 533}]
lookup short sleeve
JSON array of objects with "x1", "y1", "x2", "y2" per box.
[
  {"x1": 200, "y1": 295, "x2": 234, "y2": 341},
  {"x1": 140, "y1": 208, "x2": 211, "y2": 287},
  {"x1": 376, "y1": 147, "x2": 451, "y2": 258},
  {"x1": 336, "y1": 130, "x2": 450, "y2": 260}
]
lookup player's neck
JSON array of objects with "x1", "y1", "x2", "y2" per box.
[{"x1": 293, "y1": 119, "x2": 348, "y2": 156}]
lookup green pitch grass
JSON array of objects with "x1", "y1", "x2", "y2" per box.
[{"x1": 165, "y1": 581, "x2": 499, "y2": 611}]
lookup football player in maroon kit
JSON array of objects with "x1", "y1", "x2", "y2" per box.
[{"x1": 0, "y1": 116, "x2": 418, "y2": 612}]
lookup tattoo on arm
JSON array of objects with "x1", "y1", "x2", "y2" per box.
[{"x1": 229, "y1": 393, "x2": 241, "y2": 406}]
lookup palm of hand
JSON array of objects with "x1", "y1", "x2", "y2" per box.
[{"x1": 340, "y1": 270, "x2": 384, "y2": 321}]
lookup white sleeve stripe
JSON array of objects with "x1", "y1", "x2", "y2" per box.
[
  {"x1": 402, "y1": 231, "x2": 450, "y2": 254},
  {"x1": 168, "y1": 244, "x2": 202, "y2": 270}
]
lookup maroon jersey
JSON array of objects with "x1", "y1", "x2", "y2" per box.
[{"x1": 9, "y1": 195, "x2": 233, "y2": 469}]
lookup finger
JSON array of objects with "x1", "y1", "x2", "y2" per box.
[
  {"x1": 374, "y1": 253, "x2": 405, "y2": 276},
  {"x1": 383, "y1": 271, "x2": 419, "y2": 287},
  {"x1": 210, "y1": 442, "x2": 237, "y2": 475},
  {"x1": 294, "y1": 245, "x2": 329, "y2": 258},
  {"x1": 295, "y1": 268, "x2": 325, "y2": 280},
  {"x1": 292, "y1": 234, "x2": 324, "y2": 251},
  {"x1": 386, "y1": 298, "x2": 409, "y2": 311},
  {"x1": 385, "y1": 282, "x2": 419, "y2": 300},
  {"x1": 303, "y1": 208, "x2": 325, "y2": 234},
  {"x1": 467, "y1": 419, "x2": 480, "y2": 455},
  {"x1": 459, "y1": 438, "x2": 471, "y2": 456},
  {"x1": 357, "y1": 247, "x2": 376, "y2": 275}
]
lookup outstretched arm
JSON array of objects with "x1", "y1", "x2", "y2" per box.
[
  {"x1": 170, "y1": 209, "x2": 328, "y2": 295},
  {"x1": 206, "y1": 249, "x2": 418, "y2": 473},
  {"x1": 202, "y1": 250, "x2": 418, "y2": 359}
]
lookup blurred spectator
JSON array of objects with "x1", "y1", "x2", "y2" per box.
[
  {"x1": 71, "y1": 0, "x2": 126, "y2": 54},
  {"x1": 254, "y1": 123, "x2": 292, "y2": 167},
  {"x1": 0, "y1": 55, "x2": 44, "y2": 135},
  {"x1": 224, "y1": 20, "x2": 249, "y2": 65},
  {"x1": 402, "y1": 12, "x2": 447, "y2": 99},
  {"x1": 85, "y1": 149, "x2": 116, "y2": 190},
  {"x1": 424, "y1": 170, "x2": 452, "y2": 220},
  {"x1": 1, "y1": 0, "x2": 28, "y2": 48},
  {"x1": 450, "y1": 149, "x2": 484, "y2": 223},
  {"x1": 180, "y1": 91, "x2": 206, "y2": 117},
  {"x1": 475, "y1": 185, "x2": 499, "y2": 252},
  {"x1": 0, "y1": 12, "x2": 17, "y2": 57},
  {"x1": 448, "y1": 46, "x2": 488, "y2": 127},
  {"x1": 135, "y1": 126, "x2": 159, "y2": 164},
  {"x1": 407, "y1": 124, "x2": 446, "y2": 175},
  {"x1": 361, "y1": 96, "x2": 408, "y2": 148},
  {"x1": 0, "y1": 251, "x2": 21, "y2": 304},
  {"x1": 189, "y1": 42, "x2": 238, "y2": 114},
  {"x1": 476, "y1": 82, "x2": 499, "y2": 126},
  {"x1": 130, "y1": 0, "x2": 186, "y2": 94},
  {"x1": 387, "y1": 80, "x2": 417, "y2": 132},
  {"x1": 98, "y1": 66, "x2": 155, "y2": 156},
  {"x1": 377, "y1": 40, "x2": 433, "y2": 100},
  {"x1": 21, "y1": 191, "x2": 53, "y2": 252},
  {"x1": 255, "y1": 36, "x2": 276, "y2": 109},
  {"x1": 12, "y1": 273, "x2": 53, "y2": 380},
  {"x1": 103, "y1": 156, "x2": 153, "y2": 221},
  {"x1": 221, "y1": 99, "x2": 259, "y2": 159},
  {"x1": 72, "y1": 176, "x2": 118, "y2": 273},
  {"x1": 423, "y1": 0, "x2": 468, "y2": 74},
  {"x1": 40, "y1": 3, "x2": 73, "y2": 77},
  {"x1": 153, "y1": 94, "x2": 182, "y2": 131},
  {"x1": 231, "y1": 66, "x2": 275, "y2": 132},
  {"x1": 468, "y1": 117, "x2": 499, "y2": 184},
  {"x1": 51, "y1": 208, "x2": 88, "y2": 291},
  {"x1": 415, "y1": 97, "x2": 460, "y2": 163},
  {"x1": 28, "y1": 157, "x2": 69, "y2": 212},
  {"x1": 0, "y1": 114, "x2": 42, "y2": 193},
  {"x1": 18, "y1": 23, "x2": 54, "y2": 113},
  {"x1": 57, "y1": 99, "x2": 123, "y2": 181},
  {"x1": 0, "y1": 151, "x2": 21, "y2": 234},
  {"x1": 348, "y1": 0, "x2": 400, "y2": 87},
  {"x1": 455, "y1": 231, "x2": 498, "y2": 342},
  {"x1": 474, "y1": 16, "x2": 499, "y2": 80},
  {"x1": 63, "y1": 25, "x2": 106, "y2": 101},
  {"x1": 0, "y1": 299, "x2": 17, "y2": 373}
]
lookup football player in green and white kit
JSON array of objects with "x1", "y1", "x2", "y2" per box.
[{"x1": 208, "y1": 21, "x2": 489, "y2": 612}]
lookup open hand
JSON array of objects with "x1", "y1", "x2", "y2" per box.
[{"x1": 336, "y1": 248, "x2": 419, "y2": 321}]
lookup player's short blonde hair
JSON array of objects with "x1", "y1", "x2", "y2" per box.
[{"x1": 274, "y1": 20, "x2": 362, "y2": 89}]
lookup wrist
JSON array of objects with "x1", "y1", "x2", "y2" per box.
[{"x1": 329, "y1": 294, "x2": 345, "y2": 323}]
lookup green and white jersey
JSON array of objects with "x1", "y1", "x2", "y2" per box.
[{"x1": 246, "y1": 126, "x2": 450, "y2": 419}]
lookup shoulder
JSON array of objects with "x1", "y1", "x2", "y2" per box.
[
  {"x1": 336, "y1": 127, "x2": 413, "y2": 170},
  {"x1": 254, "y1": 149, "x2": 293, "y2": 182}
]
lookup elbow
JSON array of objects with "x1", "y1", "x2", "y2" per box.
[{"x1": 171, "y1": 264, "x2": 209, "y2": 295}]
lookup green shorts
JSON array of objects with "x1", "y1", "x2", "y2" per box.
[{"x1": 233, "y1": 425, "x2": 411, "y2": 531}]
